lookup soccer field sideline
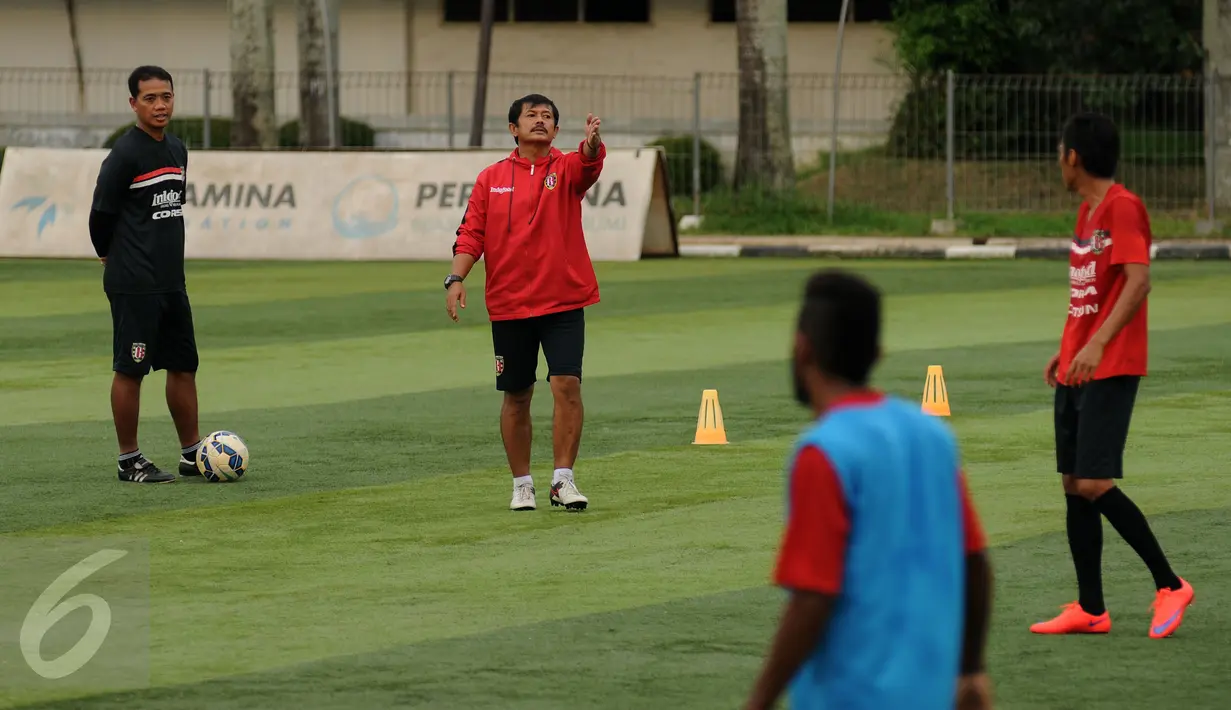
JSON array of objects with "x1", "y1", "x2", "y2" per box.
[{"x1": 1, "y1": 257, "x2": 1229, "y2": 709}]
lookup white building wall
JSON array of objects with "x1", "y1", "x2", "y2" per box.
[{"x1": 0, "y1": 0, "x2": 906, "y2": 159}]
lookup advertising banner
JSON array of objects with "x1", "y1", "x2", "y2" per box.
[{"x1": 0, "y1": 145, "x2": 678, "y2": 261}]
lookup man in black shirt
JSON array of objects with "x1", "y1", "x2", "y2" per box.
[{"x1": 90, "y1": 65, "x2": 202, "y2": 484}]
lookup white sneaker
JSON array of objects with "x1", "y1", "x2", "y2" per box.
[
  {"x1": 510, "y1": 481, "x2": 536, "y2": 511},
  {"x1": 550, "y1": 477, "x2": 588, "y2": 510}
]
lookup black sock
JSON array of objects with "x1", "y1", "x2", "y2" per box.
[
  {"x1": 1065, "y1": 494, "x2": 1106, "y2": 615},
  {"x1": 181, "y1": 440, "x2": 202, "y2": 459},
  {"x1": 1093, "y1": 487, "x2": 1183, "y2": 591},
  {"x1": 118, "y1": 449, "x2": 143, "y2": 469}
]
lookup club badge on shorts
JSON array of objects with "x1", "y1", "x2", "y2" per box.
[
  {"x1": 544, "y1": 173, "x2": 558, "y2": 190},
  {"x1": 131, "y1": 342, "x2": 146, "y2": 363},
  {"x1": 1091, "y1": 229, "x2": 1109, "y2": 255},
  {"x1": 495, "y1": 355, "x2": 504, "y2": 374}
]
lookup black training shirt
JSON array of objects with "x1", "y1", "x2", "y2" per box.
[{"x1": 90, "y1": 126, "x2": 189, "y2": 294}]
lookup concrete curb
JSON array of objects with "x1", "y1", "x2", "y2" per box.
[{"x1": 678, "y1": 242, "x2": 1231, "y2": 261}]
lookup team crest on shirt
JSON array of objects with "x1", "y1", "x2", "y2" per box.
[
  {"x1": 495, "y1": 355, "x2": 504, "y2": 374},
  {"x1": 131, "y1": 343, "x2": 146, "y2": 363},
  {"x1": 544, "y1": 173, "x2": 558, "y2": 190},
  {"x1": 1091, "y1": 229, "x2": 1110, "y2": 255}
]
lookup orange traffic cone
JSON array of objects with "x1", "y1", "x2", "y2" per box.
[
  {"x1": 922, "y1": 365, "x2": 951, "y2": 416},
  {"x1": 693, "y1": 389, "x2": 729, "y2": 445}
]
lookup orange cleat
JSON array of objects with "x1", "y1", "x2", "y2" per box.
[
  {"x1": 1149, "y1": 578, "x2": 1194, "y2": 639},
  {"x1": 1030, "y1": 602, "x2": 1111, "y2": 634}
]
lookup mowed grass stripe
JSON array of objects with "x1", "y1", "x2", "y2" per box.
[
  {"x1": 2, "y1": 321, "x2": 1228, "y2": 534},
  {"x1": 5, "y1": 391, "x2": 1230, "y2": 707},
  {"x1": 0, "y1": 258, "x2": 832, "y2": 319},
  {"x1": 13, "y1": 509, "x2": 1227, "y2": 710},
  {"x1": 3, "y1": 277, "x2": 1230, "y2": 427},
  {"x1": 2, "y1": 258, "x2": 1224, "y2": 321}
]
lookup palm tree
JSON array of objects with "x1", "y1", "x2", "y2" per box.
[
  {"x1": 229, "y1": 0, "x2": 278, "y2": 148},
  {"x1": 734, "y1": 0, "x2": 794, "y2": 193},
  {"x1": 297, "y1": 0, "x2": 339, "y2": 147}
]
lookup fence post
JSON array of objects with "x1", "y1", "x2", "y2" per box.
[
  {"x1": 692, "y1": 72, "x2": 702, "y2": 217},
  {"x1": 1207, "y1": 71, "x2": 1216, "y2": 224},
  {"x1": 945, "y1": 69, "x2": 955, "y2": 221},
  {"x1": 447, "y1": 71, "x2": 455, "y2": 149},
  {"x1": 203, "y1": 69, "x2": 212, "y2": 150},
  {"x1": 827, "y1": 0, "x2": 852, "y2": 225}
]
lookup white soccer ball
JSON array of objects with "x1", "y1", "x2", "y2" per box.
[{"x1": 196, "y1": 430, "x2": 250, "y2": 482}]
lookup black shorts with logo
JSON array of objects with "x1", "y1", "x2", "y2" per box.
[
  {"x1": 1054, "y1": 375, "x2": 1141, "y2": 479},
  {"x1": 490, "y1": 307, "x2": 585, "y2": 392},
  {"x1": 109, "y1": 291, "x2": 199, "y2": 377}
]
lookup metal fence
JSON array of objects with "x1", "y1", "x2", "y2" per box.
[{"x1": 0, "y1": 68, "x2": 1221, "y2": 220}]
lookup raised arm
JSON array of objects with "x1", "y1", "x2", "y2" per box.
[{"x1": 570, "y1": 113, "x2": 606, "y2": 197}]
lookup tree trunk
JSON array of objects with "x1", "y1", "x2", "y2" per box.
[
  {"x1": 469, "y1": 0, "x2": 496, "y2": 147},
  {"x1": 64, "y1": 0, "x2": 86, "y2": 113},
  {"x1": 229, "y1": 0, "x2": 278, "y2": 149},
  {"x1": 297, "y1": 0, "x2": 339, "y2": 147},
  {"x1": 1204, "y1": 0, "x2": 1231, "y2": 214},
  {"x1": 734, "y1": 0, "x2": 794, "y2": 193}
]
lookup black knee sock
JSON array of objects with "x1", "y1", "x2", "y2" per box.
[
  {"x1": 1093, "y1": 487, "x2": 1183, "y2": 592},
  {"x1": 1065, "y1": 494, "x2": 1106, "y2": 615}
]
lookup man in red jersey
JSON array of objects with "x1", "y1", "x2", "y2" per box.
[
  {"x1": 446, "y1": 93, "x2": 604, "y2": 513},
  {"x1": 1031, "y1": 112, "x2": 1193, "y2": 639}
]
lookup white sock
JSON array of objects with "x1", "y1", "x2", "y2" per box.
[
  {"x1": 553, "y1": 468, "x2": 573, "y2": 485},
  {"x1": 514, "y1": 474, "x2": 533, "y2": 490}
]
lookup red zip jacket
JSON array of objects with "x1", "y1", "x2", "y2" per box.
[{"x1": 452, "y1": 139, "x2": 605, "y2": 321}]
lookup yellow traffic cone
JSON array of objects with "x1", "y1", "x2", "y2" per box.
[
  {"x1": 693, "y1": 389, "x2": 729, "y2": 444},
  {"x1": 922, "y1": 365, "x2": 951, "y2": 416}
]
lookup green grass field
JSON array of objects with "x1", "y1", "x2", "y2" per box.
[{"x1": 1, "y1": 256, "x2": 1229, "y2": 709}]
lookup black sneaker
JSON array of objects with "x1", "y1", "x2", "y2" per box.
[
  {"x1": 117, "y1": 457, "x2": 176, "y2": 484},
  {"x1": 179, "y1": 455, "x2": 202, "y2": 477}
]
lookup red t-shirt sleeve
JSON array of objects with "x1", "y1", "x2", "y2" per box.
[
  {"x1": 959, "y1": 470, "x2": 987, "y2": 554},
  {"x1": 1108, "y1": 199, "x2": 1150, "y2": 266},
  {"x1": 773, "y1": 445, "x2": 849, "y2": 595}
]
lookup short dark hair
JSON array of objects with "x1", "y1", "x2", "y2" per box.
[
  {"x1": 507, "y1": 93, "x2": 559, "y2": 144},
  {"x1": 128, "y1": 65, "x2": 174, "y2": 98},
  {"x1": 1061, "y1": 112, "x2": 1119, "y2": 179},
  {"x1": 796, "y1": 269, "x2": 881, "y2": 387},
  {"x1": 508, "y1": 94, "x2": 559, "y2": 126}
]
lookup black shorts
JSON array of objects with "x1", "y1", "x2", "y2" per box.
[
  {"x1": 108, "y1": 291, "x2": 199, "y2": 377},
  {"x1": 490, "y1": 307, "x2": 585, "y2": 392},
  {"x1": 1054, "y1": 375, "x2": 1141, "y2": 479}
]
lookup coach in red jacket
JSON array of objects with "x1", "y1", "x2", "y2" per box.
[{"x1": 445, "y1": 93, "x2": 605, "y2": 513}]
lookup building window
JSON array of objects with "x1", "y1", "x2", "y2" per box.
[
  {"x1": 515, "y1": 0, "x2": 577, "y2": 22},
  {"x1": 443, "y1": 0, "x2": 650, "y2": 23},
  {"x1": 443, "y1": 0, "x2": 510, "y2": 23},
  {"x1": 585, "y1": 0, "x2": 650, "y2": 23},
  {"x1": 709, "y1": 0, "x2": 894, "y2": 23}
]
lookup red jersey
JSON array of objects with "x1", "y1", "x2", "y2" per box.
[
  {"x1": 452, "y1": 140, "x2": 605, "y2": 321},
  {"x1": 1057, "y1": 183, "x2": 1151, "y2": 385}
]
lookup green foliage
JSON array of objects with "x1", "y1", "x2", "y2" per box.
[
  {"x1": 277, "y1": 118, "x2": 376, "y2": 148},
  {"x1": 887, "y1": 0, "x2": 1205, "y2": 162},
  {"x1": 103, "y1": 117, "x2": 232, "y2": 149},
  {"x1": 100, "y1": 116, "x2": 378, "y2": 150},
  {"x1": 646, "y1": 135, "x2": 724, "y2": 196},
  {"x1": 890, "y1": 0, "x2": 1019, "y2": 75}
]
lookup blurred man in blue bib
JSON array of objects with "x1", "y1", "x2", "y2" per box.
[{"x1": 744, "y1": 269, "x2": 994, "y2": 710}]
